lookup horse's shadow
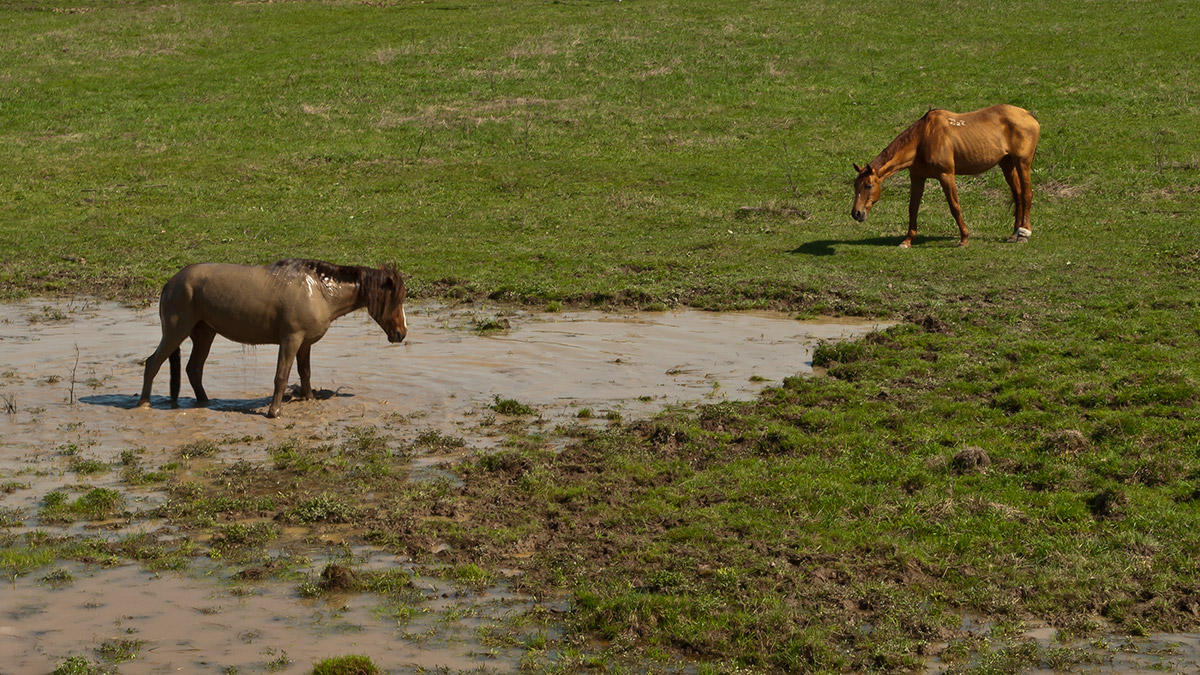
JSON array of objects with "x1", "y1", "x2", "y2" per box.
[
  {"x1": 81, "y1": 388, "x2": 353, "y2": 417},
  {"x1": 791, "y1": 235, "x2": 957, "y2": 256}
]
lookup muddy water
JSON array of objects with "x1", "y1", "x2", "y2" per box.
[
  {"x1": 1, "y1": 298, "x2": 884, "y2": 672},
  {"x1": 3, "y1": 559, "x2": 536, "y2": 674},
  {"x1": 0, "y1": 298, "x2": 885, "y2": 459}
]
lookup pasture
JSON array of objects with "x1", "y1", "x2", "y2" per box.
[{"x1": 2, "y1": 0, "x2": 1199, "y2": 672}]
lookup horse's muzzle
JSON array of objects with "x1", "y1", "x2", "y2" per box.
[
  {"x1": 389, "y1": 331, "x2": 407, "y2": 344},
  {"x1": 851, "y1": 210, "x2": 867, "y2": 222}
]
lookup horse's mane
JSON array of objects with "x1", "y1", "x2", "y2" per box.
[
  {"x1": 870, "y1": 110, "x2": 936, "y2": 170},
  {"x1": 270, "y1": 259, "x2": 405, "y2": 299}
]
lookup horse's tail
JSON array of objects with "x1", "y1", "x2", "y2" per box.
[{"x1": 169, "y1": 348, "x2": 181, "y2": 403}]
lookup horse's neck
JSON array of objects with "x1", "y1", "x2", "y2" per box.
[
  {"x1": 326, "y1": 273, "x2": 369, "y2": 320},
  {"x1": 871, "y1": 122, "x2": 922, "y2": 179}
]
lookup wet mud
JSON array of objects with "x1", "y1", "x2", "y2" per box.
[{"x1": 1, "y1": 298, "x2": 883, "y2": 672}]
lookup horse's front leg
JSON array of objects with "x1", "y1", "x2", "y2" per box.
[
  {"x1": 900, "y1": 178, "x2": 925, "y2": 248},
  {"x1": 296, "y1": 343, "x2": 314, "y2": 401},
  {"x1": 938, "y1": 174, "x2": 969, "y2": 246},
  {"x1": 268, "y1": 335, "x2": 303, "y2": 419}
]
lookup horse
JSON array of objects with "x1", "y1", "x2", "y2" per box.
[
  {"x1": 138, "y1": 258, "x2": 407, "y2": 419},
  {"x1": 851, "y1": 104, "x2": 1040, "y2": 247}
]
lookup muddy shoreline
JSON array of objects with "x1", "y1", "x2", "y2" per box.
[{"x1": 1, "y1": 298, "x2": 883, "y2": 672}]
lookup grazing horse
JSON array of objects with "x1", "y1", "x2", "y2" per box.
[
  {"x1": 851, "y1": 104, "x2": 1040, "y2": 247},
  {"x1": 138, "y1": 259, "x2": 407, "y2": 419}
]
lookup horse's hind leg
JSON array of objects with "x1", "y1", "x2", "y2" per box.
[
  {"x1": 139, "y1": 330, "x2": 190, "y2": 408},
  {"x1": 1000, "y1": 157, "x2": 1030, "y2": 242},
  {"x1": 186, "y1": 323, "x2": 217, "y2": 405},
  {"x1": 1017, "y1": 157, "x2": 1033, "y2": 238}
]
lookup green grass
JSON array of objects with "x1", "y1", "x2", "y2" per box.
[{"x1": 2, "y1": 0, "x2": 1199, "y2": 671}]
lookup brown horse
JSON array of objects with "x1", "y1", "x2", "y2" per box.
[
  {"x1": 851, "y1": 104, "x2": 1040, "y2": 247},
  {"x1": 138, "y1": 259, "x2": 407, "y2": 419}
]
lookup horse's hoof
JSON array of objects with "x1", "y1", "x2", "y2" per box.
[
  {"x1": 898, "y1": 241, "x2": 912, "y2": 249},
  {"x1": 267, "y1": 409, "x2": 281, "y2": 419},
  {"x1": 136, "y1": 399, "x2": 151, "y2": 409},
  {"x1": 958, "y1": 240, "x2": 969, "y2": 247}
]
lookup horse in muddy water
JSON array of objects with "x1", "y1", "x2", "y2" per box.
[
  {"x1": 851, "y1": 104, "x2": 1040, "y2": 247},
  {"x1": 138, "y1": 259, "x2": 407, "y2": 419}
]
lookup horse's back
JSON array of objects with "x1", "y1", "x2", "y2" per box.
[
  {"x1": 161, "y1": 262, "x2": 299, "y2": 345},
  {"x1": 921, "y1": 105, "x2": 1038, "y2": 173}
]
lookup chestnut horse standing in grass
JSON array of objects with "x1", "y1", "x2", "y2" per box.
[
  {"x1": 851, "y1": 104, "x2": 1040, "y2": 247},
  {"x1": 138, "y1": 259, "x2": 407, "y2": 419}
]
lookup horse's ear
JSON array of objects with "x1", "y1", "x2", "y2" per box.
[{"x1": 853, "y1": 163, "x2": 863, "y2": 174}]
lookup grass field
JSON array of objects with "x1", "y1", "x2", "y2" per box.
[{"x1": 3, "y1": 0, "x2": 1200, "y2": 672}]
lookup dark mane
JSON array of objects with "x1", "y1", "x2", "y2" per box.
[
  {"x1": 270, "y1": 258, "x2": 362, "y2": 284},
  {"x1": 269, "y1": 259, "x2": 404, "y2": 301},
  {"x1": 869, "y1": 110, "x2": 936, "y2": 171}
]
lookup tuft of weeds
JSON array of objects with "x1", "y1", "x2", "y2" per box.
[
  {"x1": 285, "y1": 494, "x2": 355, "y2": 524},
  {"x1": 470, "y1": 315, "x2": 511, "y2": 334},
  {"x1": 39, "y1": 488, "x2": 125, "y2": 524},
  {"x1": 177, "y1": 440, "x2": 219, "y2": 459},
  {"x1": 491, "y1": 395, "x2": 535, "y2": 416},
  {"x1": 51, "y1": 656, "x2": 100, "y2": 675},
  {"x1": 95, "y1": 638, "x2": 145, "y2": 664},
  {"x1": 311, "y1": 655, "x2": 381, "y2": 675},
  {"x1": 39, "y1": 567, "x2": 75, "y2": 588}
]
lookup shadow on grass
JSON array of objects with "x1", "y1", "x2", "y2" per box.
[{"x1": 791, "y1": 235, "x2": 958, "y2": 256}]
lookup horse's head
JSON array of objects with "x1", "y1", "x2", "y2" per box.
[
  {"x1": 851, "y1": 163, "x2": 882, "y2": 222},
  {"x1": 367, "y1": 266, "x2": 408, "y2": 344}
]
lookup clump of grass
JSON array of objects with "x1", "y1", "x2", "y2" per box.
[
  {"x1": 311, "y1": 655, "x2": 381, "y2": 675},
  {"x1": 211, "y1": 522, "x2": 277, "y2": 561},
  {"x1": 51, "y1": 656, "x2": 99, "y2": 675},
  {"x1": 0, "y1": 506, "x2": 24, "y2": 527},
  {"x1": 286, "y1": 494, "x2": 354, "y2": 524},
  {"x1": 69, "y1": 456, "x2": 108, "y2": 475},
  {"x1": 264, "y1": 650, "x2": 291, "y2": 672},
  {"x1": 448, "y1": 562, "x2": 495, "y2": 589},
  {"x1": 1, "y1": 480, "x2": 28, "y2": 494},
  {"x1": 177, "y1": 440, "x2": 219, "y2": 459},
  {"x1": 471, "y1": 315, "x2": 510, "y2": 334},
  {"x1": 411, "y1": 429, "x2": 467, "y2": 452},
  {"x1": 96, "y1": 638, "x2": 145, "y2": 664},
  {"x1": 39, "y1": 488, "x2": 125, "y2": 523},
  {"x1": 39, "y1": 567, "x2": 75, "y2": 588},
  {"x1": 491, "y1": 395, "x2": 535, "y2": 416}
]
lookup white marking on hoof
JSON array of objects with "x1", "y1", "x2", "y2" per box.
[{"x1": 1017, "y1": 228, "x2": 1032, "y2": 239}]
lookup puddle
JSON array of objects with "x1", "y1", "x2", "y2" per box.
[
  {"x1": 1, "y1": 558, "x2": 535, "y2": 674},
  {"x1": 0, "y1": 298, "x2": 885, "y2": 457},
  {"x1": 924, "y1": 619, "x2": 1200, "y2": 674},
  {"x1": 0, "y1": 297, "x2": 886, "y2": 672}
]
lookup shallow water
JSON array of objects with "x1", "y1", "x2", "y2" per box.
[
  {"x1": 1, "y1": 298, "x2": 885, "y2": 672},
  {"x1": 1, "y1": 299, "x2": 883, "y2": 454}
]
